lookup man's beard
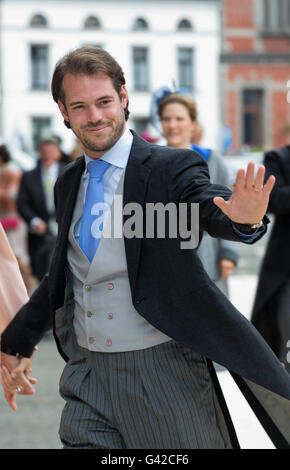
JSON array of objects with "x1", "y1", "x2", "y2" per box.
[{"x1": 74, "y1": 115, "x2": 125, "y2": 155}]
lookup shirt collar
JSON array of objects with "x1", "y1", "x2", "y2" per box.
[
  {"x1": 41, "y1": 162, "x2": 59, "y2": 173},
  {"x1": 84, "y1": 125, "x2": 133, "y2": 171}
]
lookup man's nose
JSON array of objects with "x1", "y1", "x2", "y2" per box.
[{"x1": 87, "y1": 106, "x2": 103, "y2": 123}]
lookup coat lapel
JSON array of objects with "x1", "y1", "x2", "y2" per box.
[
  {"x1": 57, "y1": 157, "x2": 85, "y2": 243},
  {"x1": 50, "y1": 156, "x2": 85, "y2": 306},
  {"x1": 123, "y1": 133, "x2": 152, "y2": 295}
]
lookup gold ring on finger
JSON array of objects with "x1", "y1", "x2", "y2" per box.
[{"x1": 252, "y1": 184, "x2": 263, "y2": 192}]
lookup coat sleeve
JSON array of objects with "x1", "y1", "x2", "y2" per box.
[{"x1": 168, "y1": 149, "x2": 266, "y2": 243}]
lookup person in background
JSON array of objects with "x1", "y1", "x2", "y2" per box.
[
  {"x1": 252, "y1": 145, "x2": 290, "y2": 373},
  {"x1": 140, "y1": 130, "x2": 159, "y2": 144},
  {"x1": 157, "y1": 93, "x2": 239, "y2": 296},
  {"x1": 17, "y1": 138, "x2": 66, "y2": 282},
  {"x1": 0, "y1": 145, "x2": 34, "y2": 293},
  {"x1": 51, "y1": 135, "x2": 71, "y2": 164},
  {"x1": 0, "y1": 222, "x2": 36, "y2": 410}
]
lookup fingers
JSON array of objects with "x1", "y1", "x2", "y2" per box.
[
  {"x1": 1, "y1": 363, "x2": 36, "y2": 394},
  {"x1": 263, "y1": 174, "x2": 276, "y2": 195},
  {"x1": 245, "y1": 162, "x2": 255, "y2": 189},
  {"x1": 253, "y1": 165, "x2": 265, "y2": 191},
  {"x1": 234, "y1": 163, "x2": 267, "y2": 192},
  {"x1": 1, "y1": 354, "x2": 38, "y2": 410},
  {"x1": 1, "y1": 365, "x2": 21, "y2": 393},
  {"x1": 12, "y1": 356, "x2": 34, "y2": 376},
  {"x1": 4, "y1": 389, "x2": 18, "y2": 411},
  {"x1": 11, "y1": 367, "x2": 36, "y2": 393},
  {"x1": 219, "y1": 259, "x2": 235, "y2": 279},
  {"x1": 28, "y1": 376, "x2": 38, "y2": 385},
  {"x1": 234, "y1": 168, "x2": 245, "y2": 191},
  {"x1": 251, "y1": 164, "x2": 275, "y2": 195},
  {"x1": 213, "y1": 196, "x2": 230, "y2": 216},
  {"x1": 233, "y1": 163, "x2": 275, "y2": 195}
]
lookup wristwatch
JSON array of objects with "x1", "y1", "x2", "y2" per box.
[{"x1": 232, "y1": 220, "x2": 264, "y2": 233}]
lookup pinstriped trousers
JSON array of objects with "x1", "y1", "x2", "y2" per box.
[{"x1": 59, "y1": 340, "x2": 231, "y2": 449}]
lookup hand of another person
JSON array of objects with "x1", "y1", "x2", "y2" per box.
[
  {"x1": 34, "y1": 220, "x2": 47, "y2": 236},
  {"x1": 219, "y1": 258, "x2": 235, "y2": 280},
  {"x1": 0, "y1": 352, "x2": 37, "y2": 411},
  {"x1": 213, "y1": 162, "x2": 275, "y2": 224}
]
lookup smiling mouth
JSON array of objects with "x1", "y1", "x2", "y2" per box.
[{"x1": 86, "y1": 125, "x2": 110, "y2": 134}]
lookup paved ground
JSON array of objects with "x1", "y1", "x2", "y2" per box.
[
  {"x1": 0, "y1": 225, "x2": 278, "y2": 449},
  {"x1": 0, "y1": 337, "x2": 64, "y2": 449}
]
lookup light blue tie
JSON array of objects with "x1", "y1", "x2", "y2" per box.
[{"x1": 79, "y1": 159, "x2": 110, "y2": 262}]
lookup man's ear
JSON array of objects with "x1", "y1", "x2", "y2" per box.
[
  {"x1": 120, "y1": 85, "x2": 128, "y2": 110},
  {"x1": 58, "y1": 100, "x2": 71, "y2": 128},
  {"x1": 58, "y1": 100, "x2": 69, "y2": 121}
]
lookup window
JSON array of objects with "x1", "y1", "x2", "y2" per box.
[
  {"x1": 177, "y1": 19, "x2": 193, "y2": 31},
  {"x1": 30, "y1": 14, "x2": 48, "y2": 28},
  {"x1": 132, "y1": 18, "x2": 149, "y2": 31},
  {"x1": 133, "y1": 47, "x2": 149, "y2": 91},
  {"x1": 31, "y1": 45, "x2": 49, "y2": 90},
  {"x1": 31, "y1": 117, "x2": 52, "y2": 152},
  {"x1": 178, "y1": 48, "x2": 194, "y2": 91},
  {"x1": 262, "y1": 0, "x2": 290, "y2": 30},
  {"x1": 84, "y1": 16, "x2": 101, "y2": 29},
  {"x1": 242, "y1": 90, "x2": 264, "y2": 147}
]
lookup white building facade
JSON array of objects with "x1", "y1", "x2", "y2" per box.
[{"x1": 0, "y1": 0, "x2": 221, "y2": 159}]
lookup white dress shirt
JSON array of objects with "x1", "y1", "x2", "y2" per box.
[{"x1": 30, "y1": 162, "x2": 59, "y2": 234}]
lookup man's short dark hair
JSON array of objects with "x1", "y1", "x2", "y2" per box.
[
  {"x1": 51, "y1": 46, "x2": 130, "y2": 127},
  {"x1": 38, "y1": 137, "x2": 60, "y2": 150}
]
